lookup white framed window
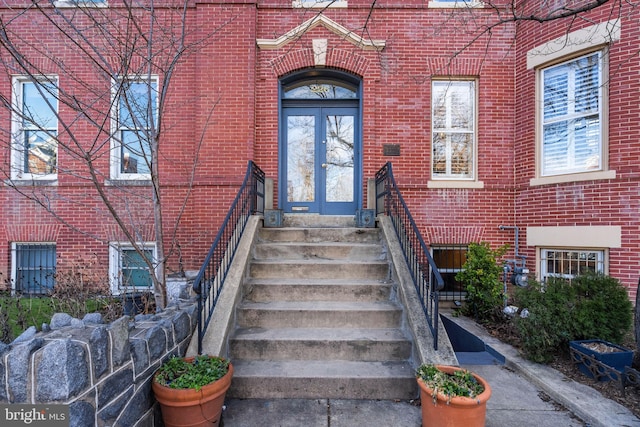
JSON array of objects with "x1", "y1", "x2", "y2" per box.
[
  {"x1": 11, "y1": 243, "x2": 56, "y2": 295},
  {"x1": 540, "y1": 51, "x2": 603, "y2": 177},
  {"x1": 111, "y1": 76, "x2": 158, "y2": 180},
  {"x1": 293, "y1": 0, "x2": 347, "y2": 8},
  {"x1": 540, "y1": 249, "x2": 605, "y2": 282},
  {"x1": 53, "y1": 0, "x2": 108, "y2": 7},
  {"x1": 109, "y1": 242, "x2": 157, "y2": 295},
  {"x1": 428, "y1": 0, "x2": 484, "y2": 8},
  {"x1": 431, "y1": 80, "x2": 476, "y2": 180},
  {"x1": 11, "y1": 77, "x2": 58, "y2": 181}
]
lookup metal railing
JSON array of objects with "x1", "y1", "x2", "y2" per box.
[
  {"x1": 194, "y1": 161, "x2": 265, "y2": 354},
  {"x1": 375, "y1": 162, "x2": 444, "y2": 350}
]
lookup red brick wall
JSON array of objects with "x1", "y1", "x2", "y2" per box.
[
  {"x1": 0, "y1": 1, "x2": 637, "y2": 300},
  {"x1": 514, "y1": 4, "x2": 640, "y2": 298}
]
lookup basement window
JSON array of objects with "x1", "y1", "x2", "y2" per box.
[{"x1": 432, "y1": 245, "x2": 468, "y2": 301}]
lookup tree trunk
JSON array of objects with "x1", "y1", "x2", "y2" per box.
[{"x1": 635, "y1": 278, "x2": 639, "y2": 352}]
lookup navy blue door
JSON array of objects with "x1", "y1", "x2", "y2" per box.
[{"x1": 281, "y1": 107, "x2": 360, "y2": 215}]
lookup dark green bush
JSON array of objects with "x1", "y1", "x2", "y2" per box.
[
  {"x1": 456, "y1": 242, "x2": 508, "y2": 324},
  {"x1": 513, "y1": 277, "x2": 576, "y2": 363},
  {"x1": 570, "y1": 272, "x2": 633, "y2": 343},
  {"x1": 514, "y1": 272, "x2": 632, "y2": 363}
]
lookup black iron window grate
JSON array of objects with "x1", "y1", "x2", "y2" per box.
[{"x1": 13, "y1": 243, "x2": 56, "y2": 295}]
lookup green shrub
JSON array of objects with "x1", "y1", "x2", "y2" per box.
[
  {"x1": 514, "y1": 272, "x2": 632, "y2": 363},
  {"x1": 513, "y1": 277, "x2": 576, "y2": 363},
  {"x1": 570, "y1": 272, "x2": 632, "y2": 343},
  {"x1": 456, "y1": 242, "x2": 508, "y2": 324}
]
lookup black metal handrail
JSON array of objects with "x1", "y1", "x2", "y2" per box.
[
  {"x1": 375, "y1": 162, "x2": 444, "y2": 350},
  {"x1": 194, "y1": 160, "x2": 265, "y2": 354}
]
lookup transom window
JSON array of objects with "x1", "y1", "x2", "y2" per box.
[
  {"x1": 540, "y1": 249, "x2": 604, "y2": 281},
  {"x1": 11, "y1": 77, "x2": 58, "y2": 180},
  {"x1": 111, "y1": 77, "x2": 158, "y2": 179},
  {"x1": 283, "y1": 80, "x2": 357, "y2": 100},
  {"x1": 541, "y1": 51, "x2": 602, "y2": 176},
  {"x1": 11, "y1": 243, "x2": 56, "y2": 295},
  {"x1": 109, "y1": 243, "x2": 156, "y2": 294},
  {"x1": 431, "y1": 80, "x2": 476, "y2": 180}
]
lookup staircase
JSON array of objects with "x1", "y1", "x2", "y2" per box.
[{"x1": 227, "y1": 215, "x2": 418, "y2": 399}]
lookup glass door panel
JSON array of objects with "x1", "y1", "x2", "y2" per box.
[
  {"x1": 325, "y1": 114, "x2": 354, "y2": 203},
  {"x1": 287, "y1": 115, "x2": 315, "y2": 203}
]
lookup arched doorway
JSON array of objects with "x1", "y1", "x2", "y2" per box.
[{"x1": 279, "y1": 70, "x2": 362, "y2": 215}]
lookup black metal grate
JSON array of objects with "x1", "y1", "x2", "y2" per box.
[
  {"x1": 431, "y1": 245, "x2": 468, "y2": 302},
  {"x1": 13, "y1": 243, "x2": 56, "y2": 295}
]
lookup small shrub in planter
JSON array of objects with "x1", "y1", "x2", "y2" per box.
[
  {"x1": 416, "y1": 364, "x2": 492, "y2": 427},
  {"x1": 152, "y1": 355, "x2": 233, "y2": 427}
]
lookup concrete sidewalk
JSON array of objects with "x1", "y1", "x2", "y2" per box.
[
  {"x1": 220, "y1": 362, "x2": 583, "y2": 426},
  {"x1": 219, "y1": 314, "x2": 640, "y2": 427}
]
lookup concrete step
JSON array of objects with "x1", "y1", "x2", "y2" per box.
[
  {"x1": 226, "y1": 217, "x2": 416, "y2": 401},
  {"x1": 258, "y1": 227, "x2": 381, "y2": 244},
  {"x1": 245, "y1": 278, "x2": 392, "y2": 302},
  {"x1": 249, "y1": 260, "x2": 389, "y2": 280},
  {"x1": 276, "y1": 214, "x2": 359, "y2": 228},
  {"x1": 227, "y1": 359, "x2": 417, "y2": 399},
  {"x1": 236, "y1": 301, "x2": 403, "y2": 328},
  {"x1": 253, "y1": 241, "x2": 386, "y2": 261},
  {"x1": 230, "y1": 327, "x2": 412, "y2": 361}
]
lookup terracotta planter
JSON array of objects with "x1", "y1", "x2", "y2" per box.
[
  {"x1": 417, "y1": 365, "x2": 492, "y2": 427},
  {"x1": 152, "y1": 358, "x2": 234, "y2": 427}
]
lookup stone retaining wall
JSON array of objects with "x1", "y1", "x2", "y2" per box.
[{"x1": 0, "y1": 295, "x2": 199, "y2": 427}]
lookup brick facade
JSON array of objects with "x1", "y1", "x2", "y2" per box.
[{"x1": 0, "y1": 1, "x2": 638, "y2": 300}]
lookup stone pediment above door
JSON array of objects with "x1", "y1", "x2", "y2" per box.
[{"x1": 257, "y1": 15, "x2": 386, "y2": 52}]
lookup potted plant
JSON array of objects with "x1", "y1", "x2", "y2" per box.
[
  {"x1": 416, "y1": 364, "x2": 492, "y2": 427},
  {"x1": 152, "y1": 355, "x2": 233, "y2": 427}
]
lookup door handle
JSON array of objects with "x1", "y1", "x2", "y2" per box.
[{"x1": 321, "y1": 163, "x2": 327, "y2": 168}]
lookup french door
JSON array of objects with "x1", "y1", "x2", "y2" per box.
[{"x1": 281, "y1": 107, "x2": 359, "y2": 215}]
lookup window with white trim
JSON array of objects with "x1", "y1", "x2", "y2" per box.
[
  {"x1": 11, "y1": 77, "x2": 58, "y2": 180},
  {"x1": 293, "y1": 0, "x2": 347, "y2": 8},
  {"x1": 428, "y1": 0, "x2": 484, "y2": 8},
  {"x1": 11, "y1": 243, "x2": 56, "y2": 295},
  {"x1": 540, "y1": 249, "x2": 604, "y2": 282},
  {"x1": 111, "y1": 77, "x2": 158, "y2": 179},
  {"x1": 54, "y1": 0, "x2": 107, "y2": 7},
  {"x1": 431, "y1": 80, "x2": 476, "y2": 180},
  {"x1": 109, "y1": 243, "x2": 156, "y2": 294},
  {"x1": 540, "y1": 51, "x2": 603, "y2": 176}
]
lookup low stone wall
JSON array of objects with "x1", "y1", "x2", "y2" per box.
[{"x1": 0, "y1": 296, "x2": 199, "y2": 427}]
